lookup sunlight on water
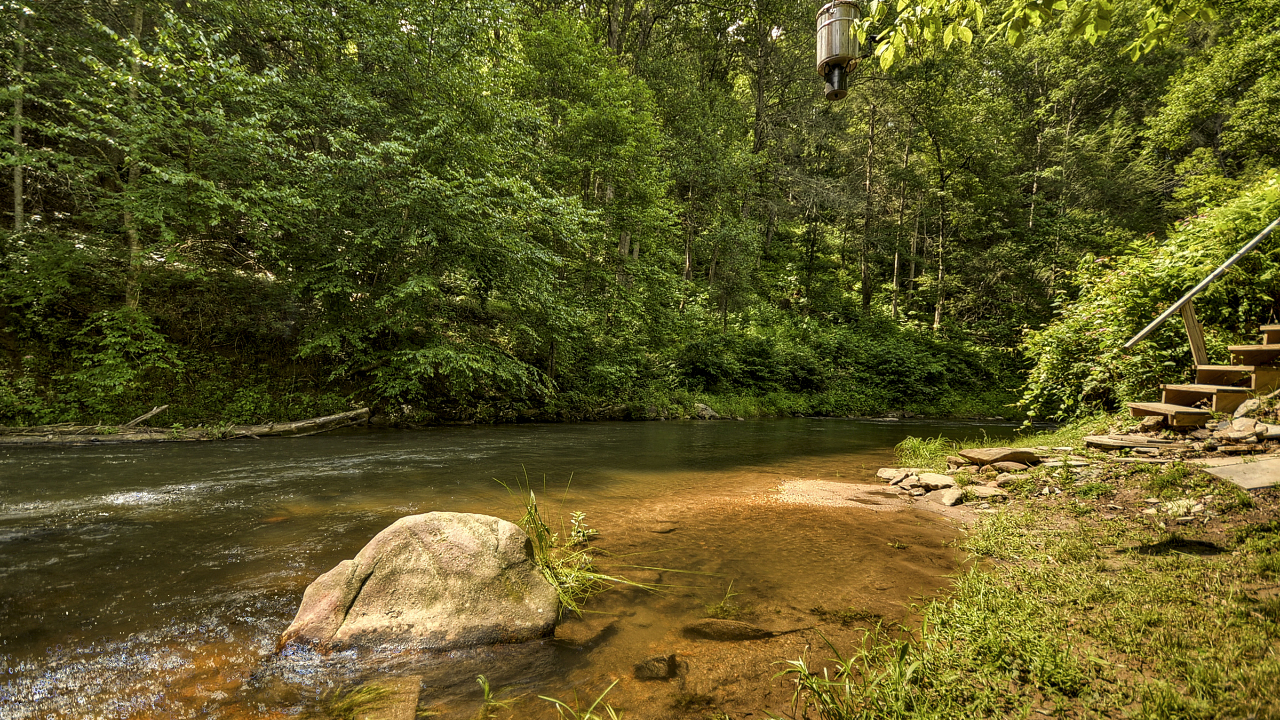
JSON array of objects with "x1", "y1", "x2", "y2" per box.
[{"x1": 0, "y1": 419, "x2": 1015, "y2": 719}]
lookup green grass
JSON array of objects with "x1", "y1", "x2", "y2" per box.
[
  {"x1": 305, "y1": 684, "x2": 391, "y2": 720},
  {"x1": 776, "y1": 452, "x2": 1280, "y2": 720},
  {"x1": 892, "y1": 413, "x2": 1116, "y2": 470},
  {"x1": 705, "y1": 580, "x2": 752, "y2": 620}
]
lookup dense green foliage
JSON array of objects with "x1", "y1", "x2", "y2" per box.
[
  {"x1": 0, "y1": 0, "x2": 1276, "y2": 425},
  {"x1": 1021, "y1": 173, "x2": 1280, "y2": 419}
]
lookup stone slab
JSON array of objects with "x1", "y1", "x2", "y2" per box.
[{"x1": 1192, "y1": 456, "x2": 1280, "y2": 490}]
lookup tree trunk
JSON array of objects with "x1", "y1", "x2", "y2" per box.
[
  {"x1": 12, "y1": 14, "x2": 24, "y2": 233},
  {"x1": 892, "y1": 134, "x2": 911, "y2": 321},
  {"x1": 123, "y1": 4, "x2": 144, "y2": 310},
  {"x1": 908, "y1": 193, "x2": 921, "y2": 302},
  {"x1": 683, "y1": 223, "x2": 693, "y2": 281},
  {"x1": 860, "y1": 103, "x2": 876, "y2": 316},
  {"x1": 933, "y1": 201, "x2": 945, "y2": 333}
]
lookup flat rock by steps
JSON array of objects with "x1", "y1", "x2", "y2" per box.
[
  {"x1": 958, "y1": 447, "x2": 1040, "y2": 466},
  {"x1": 1190, "y1": 456, "x2": 1280, "y2": 490}
]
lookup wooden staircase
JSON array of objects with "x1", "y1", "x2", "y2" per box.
[{"x1": 1129, "y1": 325, "x2": 1280, "y2": 427}]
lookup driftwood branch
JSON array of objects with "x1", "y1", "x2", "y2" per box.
[
  {"x1": 0, "y1": 408, "x2": 371, "y2": 445},
  {"x1": 123, "y1": 405, "x2": 169, "y2": 428}
]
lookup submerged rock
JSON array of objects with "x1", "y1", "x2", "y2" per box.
[
  {"x1": 682, "y1": 619, "x2": 801, "y2": 641},
  {"x1": 634, "y1": 653, "x2": 683, "y2": 679},
  {"x1": 278, "y1": 512, "x2": 558, "y2": 653}
]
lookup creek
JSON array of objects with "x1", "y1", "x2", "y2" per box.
[{"x1": 0, "y1": 418, "x2": 1016, "y2": 719}]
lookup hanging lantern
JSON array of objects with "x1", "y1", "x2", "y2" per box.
[{"x1": 816, "y1": 1, "x2": 860, "y2": 101}]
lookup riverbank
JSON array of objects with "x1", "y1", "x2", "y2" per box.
[{"x1": 779, "y1": 418, "x2": 1280, "y2": 720}]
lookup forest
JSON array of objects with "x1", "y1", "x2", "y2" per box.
[{"x1": 1, "y1": 0, "x2": 1277, "y2": 427}]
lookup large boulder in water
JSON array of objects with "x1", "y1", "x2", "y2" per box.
[{"x1": 278, "y1": 512, "x2": 559, "y2": 653}]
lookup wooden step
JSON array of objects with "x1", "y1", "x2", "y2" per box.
[
  {"x1": 1229, "y1": 344, "x2": 1280, "y2": 366},
  {"x1": 1128, "y1": 402, "x2": 1213, "y2": 427},
  {"x1": 1160, "y1": 383, "x2": 1250, "y2": 414},
  {"x1": 1263, "y1": 324, "x2": 1280, "y2": 344},
  {"x1": 1195, "y1": 364, "x2": 1280, "y2": 392},
  {"x1": 1196, "y1": 365, "x2": 1254, "y2": 385}
]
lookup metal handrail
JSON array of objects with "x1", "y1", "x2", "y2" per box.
[{"x1": 1122, "y1": 214, "x2": 1280, "y2": 350}]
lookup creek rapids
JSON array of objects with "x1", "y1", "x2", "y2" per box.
[{"x1": 0, "y1": 418, "x2": 1017, "y2": 719}]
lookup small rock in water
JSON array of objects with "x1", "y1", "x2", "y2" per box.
[{"x1": 634, "y1": 653, "x2": 681, "y2": 679}]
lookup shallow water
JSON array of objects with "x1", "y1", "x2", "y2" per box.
[{"x1": 0, "y1": 418, "x2": 1016, "y2": 719}]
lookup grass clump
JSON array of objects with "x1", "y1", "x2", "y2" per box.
[
  {"x1": 809, "y1": 606, "x2": 884, "y2": 626},
  {"x1": 307, "y1": 685, "x2": 391, "y2": 720},
  {"x1": 500, "y1": 474, "x2": 659, "y2": 618},
  {"x1": 539, "y1": 679, "x2": 622, "y2": 720},
  {"x1": 894, "y1": 436, "x2": 957, "y2": 470},
  {"x1": 1072, "y1": 481, "x2": 1113, "y2": 499},
  {"x1": 705, "y1": 580, "x2": 752, "y2": 620}
]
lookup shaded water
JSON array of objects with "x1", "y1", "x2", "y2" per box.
[{"x1": 0, "y1": 418, "x2": 1016, "y2": 719}]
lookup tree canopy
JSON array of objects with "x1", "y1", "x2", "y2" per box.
[{"x1": 1, "y1": 0, "x2": 1276, "y2": 425}]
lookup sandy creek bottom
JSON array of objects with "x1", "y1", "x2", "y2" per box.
[{"x1": 0, "y1": 419, "x2": 1014, "y2": 719}]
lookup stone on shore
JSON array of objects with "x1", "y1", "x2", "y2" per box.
[
  {"x1": 966, "y1": 485, "x2": 1008, "y2": 499},
  {"x1": 992, "y1": 461, "x2": 1028, "y2": 472},
  {"x1": 930, "y1": 487, "x2": 965, "y2": 506},
  {"x1": 917, "y1": 472, "x2": 956, "y2": 491},
  {"x1": 1234, "y1": 398, "x2": 1261, "y2": 419},
  {"x1": 959, "y1": 447, "x2": 1040, "y2": 466},
  {"x1": 278, "y1": 512, "x2": 559, "y2": 653},
  {"x1": 694, "y1": 403, "x2": 720, "y2": 420}
]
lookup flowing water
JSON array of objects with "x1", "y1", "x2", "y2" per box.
[{"x1": 0, "y1": 418, "x2": 1017, "y2": 719}]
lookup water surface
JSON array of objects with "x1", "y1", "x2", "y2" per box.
[{"x1": 0, "y1": 418, "x2": 1015, "y2": 718}]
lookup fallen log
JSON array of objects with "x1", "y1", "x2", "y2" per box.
[{"x1": 0, "y1": 408, "x2": 371, "y2": 445}]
